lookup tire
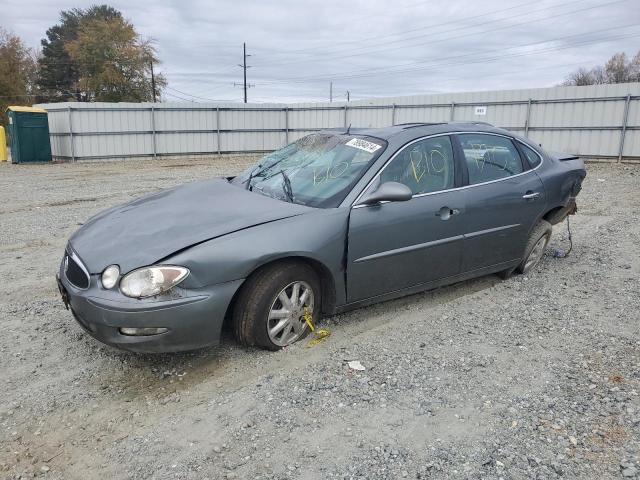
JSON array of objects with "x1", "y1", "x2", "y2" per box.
[
  {"x1": 517, "y1": 220, "x2": 552, "y2": 274},
  {"x1": 232, "y1": 261, "x2": 321, "y2": 350}
]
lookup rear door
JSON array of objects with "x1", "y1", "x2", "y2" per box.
[
  {"x1": 346, "y1": 135, "x2": 466, "y2": 302},
  {"x1": 454, "y1": 133, "x2": 546, "y2": 272}
]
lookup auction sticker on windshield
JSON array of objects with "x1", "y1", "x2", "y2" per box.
[{"x1": 345, "y1": 138, "x2": 382, "y2": 154}]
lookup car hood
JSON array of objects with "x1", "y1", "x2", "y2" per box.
[{"x1": 70, "y1": 178, "x2": 313, "y2": 273}]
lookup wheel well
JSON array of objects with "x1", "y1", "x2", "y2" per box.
[
  {"x1": 542, "y1": 206, "x2": 566, "y2": 225},
  {"x1": 222, "y1": 256, "x2": 337, "y2": 327}
]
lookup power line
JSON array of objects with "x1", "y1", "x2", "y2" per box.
[
  {"x1": 252, "y1": 0, "x2": 542, "y2": 57},
  {"x1": 163, "y1": 4, "x2": 631, "y2": 84},
  {"x1": 154, "y1": 0, "x2": 552, "y2": 73},
  {"x1": 154, "y1": 57, "x2": 610, "y2": 103},
  {"x1": 150, "y1": 27, "x2": 638, "y2": 101},
  {"x1": 163, "y1": 91, "x2": 197, "y2": 102},
  {"x1": 254, "y1": 24, "x2": 640, "y2": 85},
  {"x1": 329, "y1": 60, "x2": 593, "y2": 96},
  {"x1": 252, "y1": 0, "x2": 627, "y2": 68},
  {"x1": 164, "y1": 85, "x2": 229, "y2": 102}
]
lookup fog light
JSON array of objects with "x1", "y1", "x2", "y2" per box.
[
  {"x1": 119, "y1": 327, "x2": 168, "y2": 336},
  {"x1": 101, "y1": 265, "x2": 120, "y2": 289}
]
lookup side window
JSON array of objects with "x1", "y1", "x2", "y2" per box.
[
  {"x1": 380, "y1": 136, "x2": 455, "y2": 195},
  {"x1": 519, "y1": 142, "x2": 542, "y2": 168},
  {"x1": 458, "y1": 134, "x2": 523, "y2": 185}
]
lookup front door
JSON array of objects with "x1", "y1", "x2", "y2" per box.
[{"x1": 347, "y1": 135, "x2": 466, "y2": 303}]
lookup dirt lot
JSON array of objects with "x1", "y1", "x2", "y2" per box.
[{"x1": 0, "y1": 157, "x2": 638, "y2": 480}]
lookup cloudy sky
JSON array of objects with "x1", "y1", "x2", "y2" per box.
[{"x1": 4, "y1": 0, "x2": 640, "y2": 103}]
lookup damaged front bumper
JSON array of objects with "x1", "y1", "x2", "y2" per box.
[{"x1": 57, "y1": 258, "x2": 243, "y2": 353}]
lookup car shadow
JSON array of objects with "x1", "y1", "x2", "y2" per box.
[{"x1": 85, "y1": 271, "x2": 505, "y2": 398}]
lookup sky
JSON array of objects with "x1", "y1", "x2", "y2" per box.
[{"x1": 3, "y1": 0, "x2": 640, "y2": 103}]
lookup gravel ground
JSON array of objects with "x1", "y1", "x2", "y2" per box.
[{"x1": 0, "y1": 156, "x2": 638, "y2": 480}]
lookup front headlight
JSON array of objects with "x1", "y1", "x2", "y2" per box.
[{"x1": 120, "y1": 265, "x2": 189, "y2": 298}]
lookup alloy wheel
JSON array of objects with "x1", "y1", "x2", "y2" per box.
[{"x1": 267, "y1": 281, "x2": 314, "y2": 347}]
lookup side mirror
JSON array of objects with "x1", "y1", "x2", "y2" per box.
[{"x1": 359, "y1": 181, "x2": 413, "y2": 205}]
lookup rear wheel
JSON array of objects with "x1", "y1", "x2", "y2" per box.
[
  {"x1": 517, "y1": 220, "x2": 552, "y2": 274},
  {"x1": 232, "y1": 262, "x2": 320, "y2": 350}
]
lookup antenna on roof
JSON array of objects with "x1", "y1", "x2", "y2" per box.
[{"x1": 346, "y1": 123, "x2": 351, "y2": 135}]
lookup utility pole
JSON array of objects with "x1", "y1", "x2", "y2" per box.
[
  {"x1": 237, "y1": 43, "x2": 252, "y2": 103},
  {"x1": 346, "y1": 90, "x2": 350, "y2": 102},
  {"x1": 150, "y1": 60, "x2": 157, "y2": 102},
  {"x1": 242, "y1": 43, "x2": 247, "y2": 103},
  {"x1": 329, "y1": 81, "x2": 333, "y2": 103}
]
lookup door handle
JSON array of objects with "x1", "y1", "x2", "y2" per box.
[
  {"x1": 522, "y1": 191, "x2": 540, "y2": 199},
  {"x1": 435, "y1": 206, "x2": 460, "y2": 220}
]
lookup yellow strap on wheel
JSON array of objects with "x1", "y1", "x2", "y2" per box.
[
  {"x1": 303, "y1": 307, "x2": 331, "y2": 347},
  {"x1": 303, "y1": 308, "x2": 315, "y2": 332}
]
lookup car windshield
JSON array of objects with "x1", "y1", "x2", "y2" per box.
[{"x1": 232, "y1": 133, "x2": 387, "y2": 208}]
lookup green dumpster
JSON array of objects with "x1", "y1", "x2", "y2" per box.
[{"x1": 6, "y1": 106, "x2": 52, "y2": 163}]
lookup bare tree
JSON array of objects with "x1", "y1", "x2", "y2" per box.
[
  {"x1": 561, "y1": 67, "x2": 597, "y2": 86},
  {"x1": 562, "y1": 50, "x2": 640, "y2": 86},
  {"x1": 629, "y1": 51, "x2": 640, "y2": 82},
  {"x1": 604, "y1": 52, "x2": 629, "y2": 83}
]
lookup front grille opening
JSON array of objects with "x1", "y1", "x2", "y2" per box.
[{"x1": 65, "y1": 254, "x2": 90, "y2": 289}]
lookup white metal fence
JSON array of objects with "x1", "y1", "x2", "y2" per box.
[{"x1": 37, "y1": 82, "x2": 640, "y2": 162}]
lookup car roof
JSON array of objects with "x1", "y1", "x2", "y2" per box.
[{"x1": 319, "y1": 122, "x2": 509, "y2": 141}]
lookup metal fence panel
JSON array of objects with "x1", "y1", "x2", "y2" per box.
[
  {"x1": 72, "y1": 107, "x2": 151, "y2": 133},
  {"x1": 37, "y1": 82, "x2": 640, "y2": 161},
  {"x1": 395, "y1": 105, "x2": 451, "y2": 124},
  {"x1": 220, "y1": 131, "x2": 286, "y2": 152},
  {"x1": 73, "y1": 133, "x2": 153, "y2": 158},
  {"x1": 156, "y1": 132, "x2": 218, "y2": 155},
  {"x1": 288, "y1": 107, "x2": 344, "y2": 130},
  {"x1": 155, "y1": 108, "x2": 217, "y2": 132},
  {"x1": 529, "y1": 129, "x2": 622, "y2": 158}
]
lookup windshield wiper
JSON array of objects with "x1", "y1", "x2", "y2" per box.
[
  {"x1": 279, "y1": 170, "x2": 294, "y2": 203},
  {"x1": 243, "y1": 151, "x2": 293, "y2": 191},
  {"x1": 264, "y1": 169, "x2": 294, "y2": 203},
  {"x1": 243, "y1": 164, "x2": 261, "y2": 190}
]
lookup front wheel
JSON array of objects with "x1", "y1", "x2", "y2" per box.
[
  {"x1": 232, "y1": 262, "x2": 321, "y2": 350},
  {"x1": 517, "y1": 220, "x2": 552, "y2": 274}
]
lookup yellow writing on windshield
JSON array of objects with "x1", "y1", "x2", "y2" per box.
[{"x1": 313, "y1": 161, "x2": 350, "y2": 185}]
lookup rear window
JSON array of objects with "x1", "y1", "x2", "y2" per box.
[
  {"x1": 458, "y1": 134, "x2": 523, "y2": 185},
  {"x1": 519, "y1": 142, "x2": 542, "y2": 168}
]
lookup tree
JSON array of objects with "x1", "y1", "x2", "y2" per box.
[
  {"x1": 65, "y1": 15, "x2": 165, "y2": 102},
  {"x1": 37, "y1": 5, "x2": 163, "y2": 102},
  {"x1": 562, "y1": 50, "x2": 640, "y2": 86},
  {"x1": 37, "y1": 5, "x2": 122, "y2": 102},
  {"x1": 0, "y1": 28, "x2": 38, "y2": 127},
  {"x1": 562, "y1": 67, "x2": 597, "y2": 86}
]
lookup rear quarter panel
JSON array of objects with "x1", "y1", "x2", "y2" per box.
[{"x1": 535, "y1": 153, "x2": 586, "y2": 216}]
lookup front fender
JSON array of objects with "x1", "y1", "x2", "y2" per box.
[{"x1": 164, "y1": 208, "x2": 350, "y2": 306}]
